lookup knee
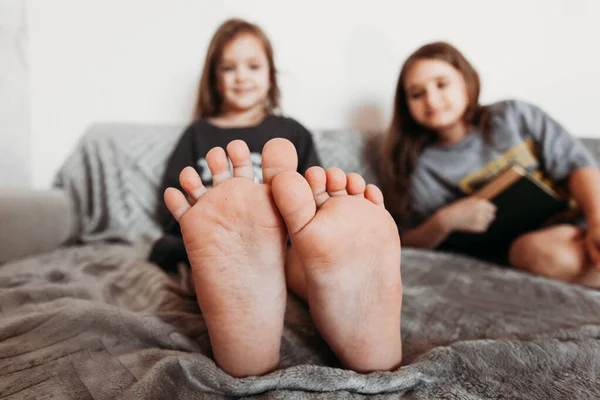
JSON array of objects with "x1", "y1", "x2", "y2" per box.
[
  {"x1": 542, "y1": 249, "x2": 585, "y2": 282},
  {"x1": 509, "y1": 236, "x2": 584, "y2": 282}
]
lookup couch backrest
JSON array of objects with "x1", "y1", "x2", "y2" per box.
[{"x1": 579, "y1": 138, "x2": 600, "y2": 164}]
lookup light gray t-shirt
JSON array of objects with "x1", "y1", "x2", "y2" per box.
[{"x1": 403, "y1": 99, "x2": 597, "y2": 230}]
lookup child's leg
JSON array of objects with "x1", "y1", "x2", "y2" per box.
[
  {"x1": 163, "y1": 139, "x2": 298, "y2": 378},
  {"x1": 272, "y1": 167, "x2": 403, "y2": 373},
  {"x1": 575, "y1": 263, "x2": 600, "y2": 288},
  {"x1": 509, "y1": 224, "x2": 600, "y2": 288}
]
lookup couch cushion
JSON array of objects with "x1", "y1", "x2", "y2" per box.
[{"x1": 579, "y1": 138, "x2": 600, "y2": 165}]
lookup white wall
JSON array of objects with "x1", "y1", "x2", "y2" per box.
[
  {"x1": 4, "y1": 0, "x2": 600, "y2": 188},
  {"x1": 0, "y1": 0, "x2": 30, "y2": 187}
]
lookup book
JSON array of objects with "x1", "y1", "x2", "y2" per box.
[{"x1": 441, "y1": 165, "x2": 570, "y2": 256}]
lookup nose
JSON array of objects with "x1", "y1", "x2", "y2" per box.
[
  {"x1": 234, "y1": 66, "x2": 249, "y2": 82},
  {"x1": 425, "y1": 89, "x2": 442, "y2": 109}
]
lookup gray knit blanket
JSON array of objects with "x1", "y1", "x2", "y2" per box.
[
  {"x1": 1, "y1": 244, "x2": 599, "y2": 399},
  {"x1": 3, "y1": 123, "x2": 593, "y2": 398}
]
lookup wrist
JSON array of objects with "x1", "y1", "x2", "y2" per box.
[{"x1": 432, "y1": 209, "x2": 453, "y2": 235}]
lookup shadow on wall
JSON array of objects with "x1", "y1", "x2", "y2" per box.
[
  {"x1": 348, "y1": 101, "x2": 387, "y2": 135},
  {"x1": 347, "y1": 101, "x2": 387, "y2": 186},
  {"x1": 341, "y1": 24, "x2": 398, "y2": 135}
]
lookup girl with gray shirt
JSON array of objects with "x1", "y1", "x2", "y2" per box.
[{"x1": 381, "y1": 41, "x2": 600, "y2": 288}]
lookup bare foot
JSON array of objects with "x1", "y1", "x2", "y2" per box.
[
  {"x1": 271, "y1": 167, "x2": 403, "y2": 372},
  {"x1": 163, "y1": 138, "x2": 297, "y2": 377}
]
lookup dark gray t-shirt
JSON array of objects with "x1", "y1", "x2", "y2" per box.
[
  {"x1": 403, "y1": 99, "x2": 597, "y2": 230},
  {"x1": 150, "y1": 114, "x2": 321, "y2": 273}
]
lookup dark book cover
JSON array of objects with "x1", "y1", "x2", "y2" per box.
[{"x1": 441, "y1": 165, "x2": 569, "y2": 256}]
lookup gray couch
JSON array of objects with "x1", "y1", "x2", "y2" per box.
[
  {"x1": 0, "y1": 124, "x2": 380, "y2": 264},
  {"x1": 2, "y1": 123, "x2": 600, "y2": 399}
]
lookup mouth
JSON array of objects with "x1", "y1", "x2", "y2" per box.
[
  {"x1": 426, "y1": 109, "x2": 444, "y2": 118},
  {"x1": 233, "y1": 88, "x2": 255, "y2": 95}
]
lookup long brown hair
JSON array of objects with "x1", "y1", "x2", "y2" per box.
[
  {"x1": 192, "y1": 18, "x2": 280, "y2": 119},
  {"x1": 380, "y1": 41, "x2": 489, "y2": 221}
]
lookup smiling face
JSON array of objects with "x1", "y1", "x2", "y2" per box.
[
  {"x1": 215, "y1": 33, "x2": 271, "y2": 116},
  {"x1": 404, "y1": 58, "x2": 470, "y2": 139}
]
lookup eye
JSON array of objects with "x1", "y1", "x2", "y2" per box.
[
  {"x1": 219, "y1": 65, "x2": 235, "y2": 72},
  {"x1": 409, "y1": 92, "x2": 424, "y2": 100},
  {"x1": 437, "y1": 80, "x2": 449, "y2": 89},
  {"x1": 249, "y1": 63, "x2": 262, "y2": 70}
]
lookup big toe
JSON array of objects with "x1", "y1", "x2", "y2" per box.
[
  {"x1": 271, "y1": 170, "x2": 316, "y2": 235},
  {"x1": 262, "y1": 138, "x2": 298, "y2": 184}
]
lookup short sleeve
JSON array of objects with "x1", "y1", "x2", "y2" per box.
[{"x1": 514, "y1": 100, "x2": 597, "y2": 182}]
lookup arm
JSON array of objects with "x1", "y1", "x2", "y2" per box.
[
  {"x1": 569, "y1": 167, "x2": 600, "y2": 226},
  {"x1": 516, "y1": 100, "x2": 597, "y2": 183},
  {"x1": 401, "y1": 211, "x2": 451, "y2": 249},
  {"x1": 569, "y1": 167, "x2": 600, "y2": 267},
  {"x1": 515, "y1": 101, "x2": 600, "y2": 264},
  {"x1": 400, "y1": 196, "x2": 497, "y2": 249}
]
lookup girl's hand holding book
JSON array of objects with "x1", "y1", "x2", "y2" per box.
[{"x1": 437, "y1": 197, "x2": 497, "y2": 234}]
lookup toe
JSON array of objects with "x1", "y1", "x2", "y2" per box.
[
  {"x1": 164, "y1": 187, "x2": 191, "y2": 222},
  {"x1": 206, "y1": 147, "x2": 231, "y2": 186},
  {"x1": 325, "y1": 168, "x2": 348, "y2": 196},
  {"x1": 179, "y1": 166, "x2": 207, "y2": 203},
  {"x1": 272, "y1": 170, "x2": 316, "y2": 235},
  {"x1": 365, "y1": 184, "x2": 385, "y2": 206},
  {"x1": 227, "y1": 140, "x2": 255, "y2": 181},
  {"x1": 346, "y1": 173, "x2": 366, "y2": 197},
  {"x1": 305, "y1": 166, "x2": 329, "y2": 207},
  {"x1": 262, "y1": 138, "x2": 298, "y2": 184}
]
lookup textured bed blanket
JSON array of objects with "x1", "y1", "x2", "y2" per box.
[{"x1": 2, "y1": 245, "x2": 599, "y2": 399}]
